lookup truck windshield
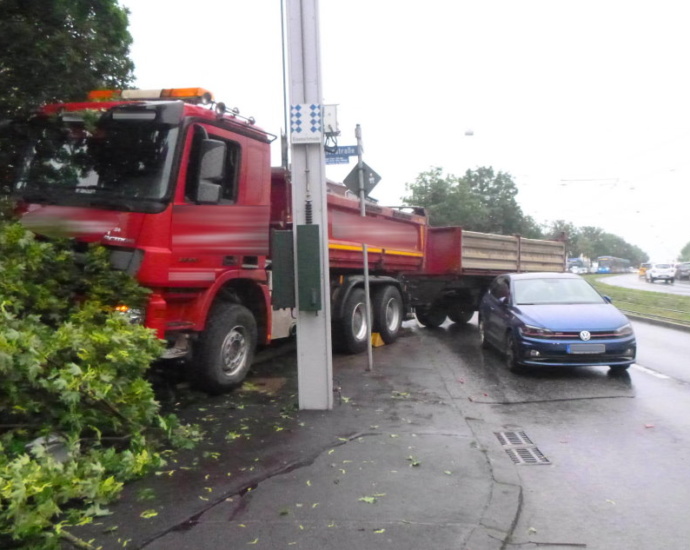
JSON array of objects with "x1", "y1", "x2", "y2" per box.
[{"x1": 14, "y1": 110, "x2": 179, "y2": 211}]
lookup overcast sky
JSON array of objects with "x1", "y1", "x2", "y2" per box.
[{"x1": 122, "y1": 0, "x2": 690, "y2": 262}]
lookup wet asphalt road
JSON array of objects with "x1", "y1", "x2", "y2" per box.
[
  {"x1": 413, "y1": 314, "x2": 690, "y2": 550},
  {"x1": 601, "y1": 272, "x2": 690, "y2": 297}
]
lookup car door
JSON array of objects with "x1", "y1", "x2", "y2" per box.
[{"x1": 483, "y1": 276, "x2": 512, "y2": 345}]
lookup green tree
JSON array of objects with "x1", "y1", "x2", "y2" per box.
[
  {"x1": 0, "y1": 0, "x2": 135, "y2": 190},
  {"x1": 402, "y1": 166, "x2": 536, "y2": 235},
  {"x1": 464, "y1": 167, "x2": 526, "y2": 235},
  {"x1": 679, "y1": 241, "x2": 690, "y2": 261},
  {"x1": 402, "y1": 167, "x2": 487, "y2": 228},
  {"x1": 544, "y1": 220, "x2": 580, "y2": 257},
  {"x1": 0, "y1": 0, "x2": 134, "y2": 119}
]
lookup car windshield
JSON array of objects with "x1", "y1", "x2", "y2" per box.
[
  {"x1": 14, "y1": 110, "x2": 179, "y2": 211},
  {"x1": 513, "y1": 277, "x2": 605, "y2": 305},
  {"x1": 655, "y1": 264, "x2": 672, "y2": 269}
]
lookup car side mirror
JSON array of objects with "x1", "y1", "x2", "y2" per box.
[{"x1": 603, "y1": 295, "x2": 612, "y2": 303}]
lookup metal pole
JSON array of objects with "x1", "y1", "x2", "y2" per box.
[{"x1": 355, "y1": 124, "x2": 373, "y2": 371}]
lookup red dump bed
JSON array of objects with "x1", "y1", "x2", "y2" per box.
[{"x1": 271, "y1": 168, "x2": 425, "y2": 274}]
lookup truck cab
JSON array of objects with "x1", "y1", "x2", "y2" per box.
[{"x1": 9, "y1": 88, "x2": 280, "y2": 392}]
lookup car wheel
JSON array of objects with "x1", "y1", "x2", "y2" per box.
[
  {"x1": 504, "y1": 333, "x2": 523, "y2": 373},
  {"x1": 609, "y1": 365, "x2": 630, "y2": 375},
  {"x1": 478, "y1": 317, "x2": 490, "y2": 349}
]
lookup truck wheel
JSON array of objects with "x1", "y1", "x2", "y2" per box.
[
  {"x1": 448, "y1": 306, "x2": 474, "y2": 324},
  {"x1": 337, "y1": 288, "x2": 370, "y2": 354},
  {"x1": 372, "y1": 285, "x2": 403, "y2": 344},
  {"x1": 194, "y1": 303, "x2": 257, "y2": 394},
  {"x1": 415, "y1": 305, "x2": 446, "y2": 328}
]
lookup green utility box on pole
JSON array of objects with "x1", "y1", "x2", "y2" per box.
[{"x1": 296, "y1": 224, "x2": 322, "y2": 311}]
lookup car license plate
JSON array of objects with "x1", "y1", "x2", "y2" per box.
[{"x1": 568, "y1": 343, "x2": 605, "y2": 354}]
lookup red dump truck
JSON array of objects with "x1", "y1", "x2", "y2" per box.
[{"x1": 6, "y1": 87, "x2": 565, "y2": 392}]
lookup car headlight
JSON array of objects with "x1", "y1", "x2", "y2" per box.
[
  {"x1": 520, "y1": 324, "x2": 555, "y2": 338},
  {"x1": 614, "y1": 323, "x2": 633, "y2": 337}
]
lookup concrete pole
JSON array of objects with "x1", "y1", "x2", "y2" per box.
[{"x1": 285, "y1": 0, "x2": 333, "y2": 410}]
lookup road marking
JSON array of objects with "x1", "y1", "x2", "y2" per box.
[{"x1": 631, "y1": 363, "x2": 670, "y2": 379}]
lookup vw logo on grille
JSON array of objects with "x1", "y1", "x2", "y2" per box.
[{"x1": 579, "y1": 331, "x2": 591, "y2": 341}]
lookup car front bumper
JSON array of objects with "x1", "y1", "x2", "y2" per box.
[{"x1": 515, "y1": 335, "x2": 637, "y2": 367}]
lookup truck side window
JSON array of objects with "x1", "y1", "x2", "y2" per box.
[{"x1": 185, "y1": 125, "x2": 240, "y2": 204}]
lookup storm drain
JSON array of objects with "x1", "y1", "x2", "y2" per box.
[{"x1": 495, "y1": 431, "x2": 551, "y2": 465}]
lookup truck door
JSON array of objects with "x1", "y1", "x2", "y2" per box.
[{"x1": 170, "y1": 123, "x2": 271, "y2": 284}]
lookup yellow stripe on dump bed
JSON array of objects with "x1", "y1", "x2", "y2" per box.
[{"x1": 329, "y1": 243, "x2": 424, "y2": 257}]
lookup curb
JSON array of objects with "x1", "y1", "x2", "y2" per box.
[
  {"x1": 464, "y1": 417, "x2": 523, "y2": 550},
  {"x1": 623, "y1": 312, "x2": 690, "y2": 333}
]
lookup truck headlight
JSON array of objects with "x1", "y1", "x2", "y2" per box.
[{"x1": 115, "y1": 304, "x2": 144, "y2": 324}]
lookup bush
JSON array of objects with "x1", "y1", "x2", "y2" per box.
[{"x1": 0, "y1": 221, "x2": 191, "y2": 548}]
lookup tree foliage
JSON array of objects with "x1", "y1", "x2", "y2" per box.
[
  {"x1": 0, "y1": 222, "x2": 197, "y2": 549},
  {"x1": 679, "y1": 241, "x2": 690, "y2": 262},
  {"x1": 0, "y1": 0, "x2": 135, "y2": 190},
  {"x1": 0, "y1": 0, "x2": 134, "y2": 119},
  {"x1": 402, "y1": 166, "x2": 543, "y2": 237},
  {"x1": 403, "y1": 166, "x2": 648, "y2": 263},
  {"x1": 543, "y1": 220, "x2": 648, "y2": 266}
]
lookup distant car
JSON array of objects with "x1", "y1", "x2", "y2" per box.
[
  {"x1": 645, "y1": 263, "x2": 675, "y2": 284},
  {"x1": 675, "y1": 262, "x2": 690, "y2": 280},
  {"x1": 638, "y1": 262, "x2": 651, "y2": 278},
  {"x1": 478, "y1": 272, "x2": 636, "y2": 374}
]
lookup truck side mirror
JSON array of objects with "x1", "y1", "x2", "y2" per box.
[{"x1": 194, "y1": 139, "x2": 226, "y2": 204}]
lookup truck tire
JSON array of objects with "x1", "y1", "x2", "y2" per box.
[
  {"x1": 447, "y1": 305, "x2": 474, "y2": 324},
  {"x1": 194, "y1": 303, "x2": 257, "y2": 394},
  {"x1": 372, "y1": 285, "x2": 403, "y2": 344},
  {"x1": 337, "y1": 288, "x2": 370, "y2": 354},
  {"x1": 415, "y1": 305, "x2": 446, "y2": 328}
]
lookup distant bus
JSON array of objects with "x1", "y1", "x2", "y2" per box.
[{"x1": 596, "y1": 256, "x2": 631, "y2": 273}]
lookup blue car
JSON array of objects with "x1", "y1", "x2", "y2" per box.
[{"x1": 478, "y1": 272, "x2": 636, "y2": 374}]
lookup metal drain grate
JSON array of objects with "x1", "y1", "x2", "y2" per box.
[
  {"x1": 495, "y1": 430, "x2": 533, "y2": 447},
  {"x1": 495, "y1": 431, "x2": 551, "y2": 465}
]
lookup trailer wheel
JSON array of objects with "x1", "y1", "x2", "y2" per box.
[
  {"x1": 194, "y1": 303, "x2": 257, "y2": 394},
  {"x1": 337, "y1": 288, "x2": 370, "y2": 354},
  {"x1": 447, "y1": 306, "x2": 474, "y2": 325},
  {"x1": 415, "y1": 305, "x2": 446, "y2": 328},
  {"x1": 372, "y1": 285, "x2": 403, "y2": 344}
]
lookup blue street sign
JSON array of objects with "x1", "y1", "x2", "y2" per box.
[
  {"x1": 325, "y1": 154, "x2": 351, "y2": 165},
  {"x1": 334, "y1": 145, "x2": 358, "y2": 156},
  {"x1": 325, "y1": 145, "x2": 358, "y2": 158}
]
